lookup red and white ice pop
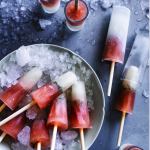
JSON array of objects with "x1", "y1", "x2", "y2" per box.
[
  {"x1": 0, "y1": 71, "x2": 77, "y2": 127},
  {"x1": 102, "y1": 6, "x2": 130, "y2": 96},
  {"x1": 0, "y1": 112, "x2": 26, "y2": 142},
  {"x1": 47, "y1": 93, "x2": 68, "y2": 150},
  {"x1": 70, "y1": 81, "x2": 90, "y2": 150},
  {"x1": 0, "y1": 67, "x2": 43, "y2": 112},
  {"x1": 30, "y1": 119, "x2": 51, "y2": 150},
  {"x1": 115, "y1": 66, "x2": 139, "y2": 146}
]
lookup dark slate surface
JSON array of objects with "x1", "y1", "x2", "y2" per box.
[{"x1": 0, "y1": 0, "x2": 149, "y2": 150}]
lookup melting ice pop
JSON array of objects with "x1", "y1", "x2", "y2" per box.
[
  {"x1": 47, "y1": 93, "x2": 68, "y2": 150},
  {"x1": 30, "y1": 119, "x2": 51, "y2": 150},
  {"x1": 114, "y1": 29, "x2": 149, "y2": 146},
  {"x1": 0, "y1": 112, "x2": 26, "y2": 142},
  {"x1": 0, "y1": 71, "x2": 77, "y2": 127},
  {"x1": 70, "y1": 81, "x2": 90, "y2": 150},
  {"x1": 0, "y1": 67, "x2": 42, "y2": 112},
  {"x1": 102, "y1": 6, "x2": 130, "y2": 96}
]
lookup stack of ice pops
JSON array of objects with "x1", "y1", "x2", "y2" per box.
[
  {"x1": 0, "y1": 4, "x2": 149, "y2": 150},
  {"x1": 0, "y1": 69, "x2": 90, "y2": 150}
]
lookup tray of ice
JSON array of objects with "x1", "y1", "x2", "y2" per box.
[{"x1": 0, "y1": 44, "x2": 105, "y2": 150}]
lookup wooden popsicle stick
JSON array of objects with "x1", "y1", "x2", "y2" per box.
[
  {"x1": 75, "y1": 0, "x2": 79, "y2": 10},
  {"x1": 79, "y1": 128, "x2": 85, "y2": 150},
  {"x1": 0, "y1": 104, "x2": 6, "y2": 112},
  {"x1": 117, "y1": 112, "x2": 126, "y2": 146},
  {"x1": 107, "y1": 61, "x2": 115, "y2": 97},
  {"x1": 0, "y1": 101, "x2": 36, "y2": 127},
  {"x1": 37, "y1": 141, "x2": 41, "y2": 150},
  {"x1": 51, "y1": 126, "x2": 57, "y2": 150},
  {"x1": 0, "y1": 132, "x2": 6, "y2": 142}
]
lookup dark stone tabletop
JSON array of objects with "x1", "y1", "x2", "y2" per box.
[{"x1": 0, "y1": 0, "x2": 149, "y2": 150}]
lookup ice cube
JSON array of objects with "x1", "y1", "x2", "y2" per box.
[
  {"x1": 63, "y1": 140, "x2": 78, "y2": 150},
  {"x1": 11, "y1": 142, "x2": 26, "y2": 150},
  {"x1": 90, "y1": 0, "x2": 99, "y2": 10},
  {"x1": 142, "y1": 90, "x2": 149, "y2": 98},
  {"x1": 101, "y1": 0, "x2": 112, "y2": 9},
  {"x1": 0, "y1": 72, "x2": 7, "y2": 87},
  {"x1": 1, "y1": 1, "x2": 7, "y2": 8},
  {"x1": 39, "y1": 19, "x2": 51, "y2": 30},
  {"x1": 16, "y1": 46, "x2": 31, "y2": 67},
  {"x1": 26, "y1": 105, "x2": 40, "y2": 120},
  {"x1": 18, "y1": 95, "x2": 33, "y2": 108},
  {"x1": 61, "y1": 131, "x2": 78, "y2": 142},
  {"x1": 17, "y1": 126, "x2": 31, "y2": 146},
  {"x1": 7, "y1": 64, "x2": 24, "y2": 84}
]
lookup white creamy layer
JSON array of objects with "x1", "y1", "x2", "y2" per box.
[
  {"x1": 41, "y1": 0, "x2": 60, "y2": 14},
  {"x1": 19, "y1": 67, "x2": 43, "y2": 90},
  {"x1": 54, "y1": 71, "x2": 77, "y2": 92},
  {"x1": 72, "y1": 81, "x2": 87, "y2": 102},
  {"x1": 66, "y1": 21, "x2": 85, "y2": 32},
  {"x1": 107, "y1": 6, "x2": 130, "y2": 53},
  {"x1": 123, "y1": 66, "x2": 139, "y2": 90}
]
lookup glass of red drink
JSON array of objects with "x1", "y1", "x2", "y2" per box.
[
  {"x1": 40, "y1": 0, "x2": 60, "y2": 14},
  {"x1": 119, "y1": 144, "x2": 143, "y2": 150},
  {"x1": 64, "y1": 0, "x2": 89, "y2": 31}
]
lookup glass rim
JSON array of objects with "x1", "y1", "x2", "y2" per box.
[{"x1": 64, "y1": 0, "x2": 89, "y2": 23}]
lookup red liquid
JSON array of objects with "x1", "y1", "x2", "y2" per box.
[
  {"x1": 30, "y1": 120, "x2": 51, "y2": 149},
  {"x1": 0, "y1": 112, "x2": 26, "y2": 140},
  {"x1": 0, "y1": 83, "x2": 28, "y2": 111},
  {"x1": 114, "y1": 87, "x2": 136, "y2": 114},
  {"x1": 124, "y1": 145, "x2": 142, "y2": 150},
  {"x1": 70, "y1": 101, "x2": 90, "y2": 129},
  {"x1": 47, "y1": 99, "x2": 68, "y2": 132},
  {"x1": 30, "y1": 83, "x2": 62, "y2": 110},
  {"x1": 102, "y1": 36, "x2": 124, "y2": 63},
  {"x1": 66, "y1": 0, "x2": 88, "y2": 26},
  {"x1": 40, "y1": 0, "x2": 60, "y2": 7}
]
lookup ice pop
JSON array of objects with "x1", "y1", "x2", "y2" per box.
[
  {"x1": 47, "y1": 93, "x2": 68, "y2": 150},
  {"x1": 70, "y1": 81, "x2": 90, "y2": 150},
  {"x1": 0, "y1": 112, "x2": 26, "y2": 142},
  {"x1": 0, "y1": 71, "x2": 77, "y2": 127},
  {"x1": 102, "y1": 6, "x2": 130, "y2": 96},
  {"x1": 0, "y1": 67, "x2": 42, "y2": 112},
  {"x1": 30, "y1": 119, "x2": 51, "y2": 149},
  {"x1": 114, "y1": 29, "x2": 149, "y2": 146}
]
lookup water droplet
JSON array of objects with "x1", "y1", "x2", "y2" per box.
[
  {"x1": 100, "y1": 143, "x2": 102, "y2": 145},
  {"x1": 40, "y1": 37, "x2": 43, "y2": 41},
  {"x1": 145, "y1": 7, "x2": 149, "y2": 18},
  {"x1": 63, "y1": 34, "x2": 68, "y2": 40},
  {"x1": 75, "y1": 51, "x2": 79, "y2": 55},
  {"x1": 91, "y1": 31, "x2": 94, "y2": 36},
  {"x1": 47, "y1": 38, "x2": 53, "y2": 44},
  {"x1": 145, "y1": 23, "x2": 149, "y2": 30},
  {"x1": 136, "y1": 18, "x2": 142, "y2": 22},
  {"x1": 134, "y1": 11, "x2": 138, "y2": 15},
  {"x1": 86, "y1": 39, "x2": 90, "y2": 43},
  {"x1": 78, "y1": 37, "x2": 82, "y2": 40},
  {"x1": 2, "y1": 48, "x2": 7, "y2": 55},
  {"x1": 143, "y1": 90, "x2": 149, "y2": 98},
  {"x1": 134, "y1": 29, "x2": 140, "y2": 34},
  {"x1": 91, "y1": 40, "x2": 96, "y2": 46}
]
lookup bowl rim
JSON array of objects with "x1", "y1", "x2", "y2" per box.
[{"x1": 0, "y1": 44, "x2": 105, "y2": 150}]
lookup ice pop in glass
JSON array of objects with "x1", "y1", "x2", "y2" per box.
[
  {"x1": 0, "y1": 72, "x2": 77, "y2": 127},
  {"x1": 0, "y1": 67, "x2": 42, "y2": 112},
  {"x1": 114, "y1": 29, "x2": 149, "y2": 146},
  {"x1": 64, "y1": 0, "x2": 89, "y2": 31},
  {"x1": 40, "y1": 0, "x2": 60, "y2": 14},
  {"x1": 102, "y1": 6, "x2": 130, "y2": 96},
  {"x1": 47, "y1": 93, "x2": 68, "y2": 150},
  {"x1": 30, "y1": 119, "x2": 51, "y2": 149},
  {"x1": 0, "y1": 112, "x2": 26, "y2": 141}
]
